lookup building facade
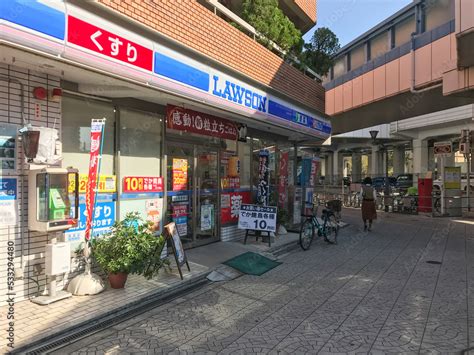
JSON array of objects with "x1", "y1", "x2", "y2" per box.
[
  {"x1": 321, "y1": 0, "x2": 474, "y2": 187},
  {"x1": 0, "y1": 0, "x2": 327, "y2": 306}
]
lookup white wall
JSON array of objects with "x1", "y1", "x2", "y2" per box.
[{"x1": 0, "y1": 63, "x2": 65, "y2": 305}]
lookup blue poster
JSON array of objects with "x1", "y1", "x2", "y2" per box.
[
  {"x1": 0, "y1": 178, "x2": 18, "y2": 226},
  {"x1": 65, "y1": 201, "x2": 115, "y2": 243},
  {"x1": 0, "y1": 178, "x2": 17, "y2": 200}
]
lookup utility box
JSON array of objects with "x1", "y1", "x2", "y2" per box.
[
  {"x1": 28, "y1": 167, "x2": 79, "y2": 232},
  {"x1": 418, "y1": 178, "x2": 432, "y2": 213},
  {"x1": 45, "y1": 242, "x2": 71, "y2": 275}
]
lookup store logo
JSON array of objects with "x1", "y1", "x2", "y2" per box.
[{"x1": 211, "y1": 75, "x2": 267, "y2": 113}]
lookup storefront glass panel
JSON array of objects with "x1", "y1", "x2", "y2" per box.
[
  {"x1": 118, "y1": 108, "x2": 164, "y2": 233},
  {"x1": 166, "y1": 143, "x2": 194, "y2": 245}
]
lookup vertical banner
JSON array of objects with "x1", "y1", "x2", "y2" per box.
[
  {"x1": 278, "y1": 152, "x2": 289, "y2": 208},
  {"x1": 257, "y1": 150, "x2": 270, "y2": 206},
  {"x1": 0, "y1": 178, "x2": 17, "y2": 226},
  {"x1": 172, "y1": 158, "x2": 188, "y2": 191},
  {"x1": 84, "y1": 119, "x2": 105, "y2": 241},
  {"x1": 310, "y1": 158, "x2": 320, "y2": 187}
]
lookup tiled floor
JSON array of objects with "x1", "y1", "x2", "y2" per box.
[
  {"x1": 54, "y1": 209, "x2": 474, "y2": 354},
  {"x1": 0, "y1": 231, "x2": 300, "y2": 353},
  {"x1": 0, "y1": 261, "x2": 208, "y2": 352}
]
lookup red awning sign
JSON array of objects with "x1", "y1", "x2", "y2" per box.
[{"x1": 67, "y1": 16, "x2": 153, "y2": 71}]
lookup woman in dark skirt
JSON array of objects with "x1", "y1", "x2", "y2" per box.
[{"x1": 361, "y1": 177, "x2": 377, "y2": 231}]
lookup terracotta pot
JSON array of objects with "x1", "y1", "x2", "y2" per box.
[{"x1": 108, "y1": 272, "x2": 128, "y2": 289}]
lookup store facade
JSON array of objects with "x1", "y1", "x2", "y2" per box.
[{"x1": 0, "y1": 1, "x2": 329, "y2": 304}]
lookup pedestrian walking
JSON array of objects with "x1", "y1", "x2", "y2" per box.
[{"x1": 361, "y1": 177, "x2": 377, "y2": 231}]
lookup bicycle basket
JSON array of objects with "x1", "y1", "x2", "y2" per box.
[{"x1": 326, "y1": 199, "x2": 342, "y2": 212}]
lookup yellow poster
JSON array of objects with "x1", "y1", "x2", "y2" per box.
[
  {"x1": 172, "y1": 159, "x2": 188, "y2": 191},
  {"x1": 69, "y1": 174, "x2": 117, "y2": 193}
]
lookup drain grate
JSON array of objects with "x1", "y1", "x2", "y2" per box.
[
  {"x1": 11, "y1": 276, "x2": 209, "y2": 354},
  {"x1": 426, "y1": 260, "x2": 442, "y2": 265}
]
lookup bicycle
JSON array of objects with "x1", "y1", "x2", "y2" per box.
[{"x1": 299, "y1": 203, "x2": 339, "y2": 250}]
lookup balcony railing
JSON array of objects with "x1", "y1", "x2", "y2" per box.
[{"x1": 204, "y1": 0, "x2": 322, "y2": 82}]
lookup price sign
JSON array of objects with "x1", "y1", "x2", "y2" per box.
[
  {"x1": 238, "y1": 204, "x2": 277, "y2": 232},
  {"x1": 123, "y1": 176, "x2": 163, "y2": 193}
]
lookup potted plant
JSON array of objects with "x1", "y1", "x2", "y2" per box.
[
  {"x1": 277, "y1": 209, "x2": 289, "y2": 235},
  {"x1": 91, "y1": 212, "x2": 169, "y2": 289}
]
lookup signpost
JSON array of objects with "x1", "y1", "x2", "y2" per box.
[{"x1": 238, "y1": 204, "x2": 277, "y2": 247}]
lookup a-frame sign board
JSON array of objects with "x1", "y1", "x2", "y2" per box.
[{"x1": 164, "y1": 222, "x2": 190, "y2": 280}]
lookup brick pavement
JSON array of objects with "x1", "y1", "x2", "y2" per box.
[{"x1": 54, "y1": 209, "x2": 474, "y2": 354}]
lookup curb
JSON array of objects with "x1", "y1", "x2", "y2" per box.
[{"x1": 11, "y1": 271, "x2": 210, "y2": 355}]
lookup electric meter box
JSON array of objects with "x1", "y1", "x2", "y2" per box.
[
  {"x1": 45, "y1": 242, "x2": 71, "y2": 275},
  {"x1": 28, "y1": 167, "x2": 79, "y2": 232}
]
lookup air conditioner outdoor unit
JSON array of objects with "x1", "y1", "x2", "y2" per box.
[{"x1": 45, "y1": 242, "x2": 71, "y2": 275}]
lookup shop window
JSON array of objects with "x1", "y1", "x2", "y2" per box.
[
  {"x1": 395, "y1": 15, "x2": 416, "y2": 47},
  {"x1": 119, "y1": 108, "x2": 162, "y2": 181},
  {"x1": 62, "y1": 95, "x2": 115, "y2": 175},
  {"x1": 424, "y1": 0, "x2": 454, "y2": 32}
]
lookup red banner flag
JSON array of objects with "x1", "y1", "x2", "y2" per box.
[
  {"x1": 278, "y1": 152, "x2": 289, "y2": 208},
  {"x1": 84, "y1": 120, "x2": 105, "y2": 241}
]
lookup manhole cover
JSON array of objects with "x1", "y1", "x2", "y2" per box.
[{"x1": 426, "y1": 260, "x2": 442, "y2": 265}]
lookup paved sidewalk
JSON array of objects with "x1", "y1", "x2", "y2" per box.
[
  {"x1": 0, "y1": 232, "x2": 300, "y2": 353},
  {"x1": 52, "y1": 209, "x2": 474, "y2": 354}
]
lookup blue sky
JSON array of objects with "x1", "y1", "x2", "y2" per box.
[{"x1": 303, "y1": 0, "x2": 413, "y2": 47}]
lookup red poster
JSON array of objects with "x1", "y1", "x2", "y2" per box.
[
  {"x1": 167, "y1": 105, "x2": 238, "y2": 140},
  {"x1": 172, "y1": 159, "x2": 188, "y2": 191},
  {"x1": 278, "y1": 152, "x2": 289, "y2": 208},
  {"x1": 172, "y1": 204, "x2": 188, "y2": 217},
  {"x1": 221, "y1": 191, "x2": 251, "y2": 224},
  {"x1": 84, "y1": 120, "x2": 105, "y2": 241},
  {"x1": 67, "y1": 16, "x2": 153, "y2": 71},
  {"x1": 123, "y1": 176, "x2": 163, "y2": 193},
  {"x1": 310, "y1": 159, "x2": 320, "y2": 187}
]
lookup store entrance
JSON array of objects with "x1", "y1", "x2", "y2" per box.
[{"x1": 166, "y1": 142, "x2": 220, "y2": 247}]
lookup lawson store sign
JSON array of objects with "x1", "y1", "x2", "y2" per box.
[{"x1": 0, "y1": 0, "x2": 331, "y2": 138}]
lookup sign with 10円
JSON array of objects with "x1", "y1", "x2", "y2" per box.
[{"x1": 238, "y1": 204, "x2": 277, "y2": 232}]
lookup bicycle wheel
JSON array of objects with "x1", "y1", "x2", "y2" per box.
[
  {"x1": 324, "y1": 214, "x2": 339, "y2": 244},
  {"x1": 299, "y1": 219, "x2": 314, "y2": 250}
]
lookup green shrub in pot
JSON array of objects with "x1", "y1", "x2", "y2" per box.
[{"x1": 91, "y1": 212, "x2": 169, "y2": 288}]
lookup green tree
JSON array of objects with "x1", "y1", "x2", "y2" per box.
[
  {"x1": 241, "y1": 0, "x2": 302, "y2": 55},
  {"x1": 301, "y1": 27, "x2": 340, "y2": 77}
]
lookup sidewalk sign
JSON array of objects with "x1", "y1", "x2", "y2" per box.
[{"x1": 164, "y1": 222, "x2": 190, "y2": 280}]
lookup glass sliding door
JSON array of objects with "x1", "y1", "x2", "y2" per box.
[
  {"x1": 166, "y1": 144, "x2": 194, "y2": 245},
  {"x1": 195, "y1": 146, "x2": 219, "y2": 243}
]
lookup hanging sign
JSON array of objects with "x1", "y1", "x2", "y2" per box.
[
  {"x1": 67, "y1": 16, "x2": 153, "y2": 71},
  {"x1": 257, "y1": 150, "x2": 270, "y2": 206},
  {"x1": 84, "y1": 119, "x2": 105, "y2": 241},
  {"x1": 123, "y1": 176, "x2": 164, "y2": 193},
  {"x1": 172, "y1": 159, "x2": 188, "y2": 191},
  {"x1": 238, "y1": 204, "x2": 277, "y2": 232},
  {"x1": 278, "y1": 152, "x2": 289, "y2": 208},
  {"x1": 0, "y1": 178, "x2": 17, "y2": 226},
  {"x1": 166, "y1": 105, "x2": 238, "y2": 140}
]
